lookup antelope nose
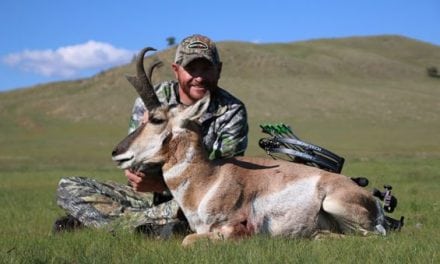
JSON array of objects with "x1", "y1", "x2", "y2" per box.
[{"x1": 112, "y1": 145, "x2": 125, "y2": 157}]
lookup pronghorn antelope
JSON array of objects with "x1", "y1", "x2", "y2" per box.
[{"x1": 112, "y1": 47, "x2": 390, "y2": 246}]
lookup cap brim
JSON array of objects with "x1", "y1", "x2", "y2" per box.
[{"x1": 180, "y1": 54, "x2": 215, "y2": 67}]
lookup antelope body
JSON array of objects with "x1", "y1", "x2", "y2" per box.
[{"x1": 112, "y1": 47, "x2": 387, "y2": 246}]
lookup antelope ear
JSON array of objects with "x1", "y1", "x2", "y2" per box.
[{"x1": 179, "y1": 91, "x2": 211, "y2": 123}]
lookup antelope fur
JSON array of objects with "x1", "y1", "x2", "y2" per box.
[{"x1": 113, "y1": 95, "x2": 387, "y2": 246}]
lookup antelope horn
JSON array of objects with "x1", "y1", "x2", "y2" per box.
[{"x1": 125, "y1": 47, "x2": 162, "y2": 110}]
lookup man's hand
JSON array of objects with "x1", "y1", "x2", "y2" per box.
[{"x1": 124, "y1": 169, "x2": 167, "y2": 193}]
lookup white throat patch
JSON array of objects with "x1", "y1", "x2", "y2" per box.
[{"x1": 163, "y1": 145, "x2": 196, "y2": 181}]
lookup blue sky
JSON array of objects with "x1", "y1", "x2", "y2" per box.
[{"x1": 1, "y1": 0, "x2": 438, "y2": 92}]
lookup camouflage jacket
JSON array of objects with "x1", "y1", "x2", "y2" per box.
[{"x1": 128, "y1": 80, "x2": 248, "y2": 159}]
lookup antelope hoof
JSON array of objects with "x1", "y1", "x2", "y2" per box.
[
  {"x1": 182, "y1": 233, "x2": 203, "y2": 247},
  {"x1": 182, "y1": 232, "x2": 225, "y2": 247}
]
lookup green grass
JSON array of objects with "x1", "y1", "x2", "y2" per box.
[
  {"x1": 2, "y1": 230, "x2": 438, "y2": 263},
  {"x1": 1, "y1": 158, "x2": 439, "y2": 263},
  {"x1": 1, "y1": 35, "x2": 439, "y2": 263}
]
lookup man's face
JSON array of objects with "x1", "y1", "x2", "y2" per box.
[{"x1": 172, "y1": 58, "x2": 222, "y2": 105}]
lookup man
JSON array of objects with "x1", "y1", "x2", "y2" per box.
[{"x1": 54, "y1": 34, "x2": 249, "y2": 237}]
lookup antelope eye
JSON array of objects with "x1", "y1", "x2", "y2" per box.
[{"x1": 149, "y1": 116, "x2": 165, "y2": 125}]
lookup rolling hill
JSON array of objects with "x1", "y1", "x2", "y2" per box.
[{"x1": 1, "y1": 35, "x2": 439, "y2": 171}]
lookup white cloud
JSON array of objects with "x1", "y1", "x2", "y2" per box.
[{"x1": 2, "y1": 41, "x2": 134, "y2": 77}]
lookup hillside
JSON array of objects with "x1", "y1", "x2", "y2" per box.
[{"x1": 1, "y1": 35, "x2": 439, "y2": 171}]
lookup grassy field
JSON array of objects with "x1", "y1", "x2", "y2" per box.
[
  {"x1": 1, "y1": 35, "x2": 439, "y2": 263},
  {"x1": 1, "y1": 158, "x2": 439, "y2": 263}
]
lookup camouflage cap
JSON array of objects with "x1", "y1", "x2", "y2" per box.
[{"x1": 174, "y1": 34, "x2": 221, "y2": 67}]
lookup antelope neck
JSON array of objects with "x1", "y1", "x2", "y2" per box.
[{"x1": 162, "y1": 130, "x2": 207, "y2": 181}]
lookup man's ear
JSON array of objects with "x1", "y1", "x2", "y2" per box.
[
  {"x1": 171, "y1": 63, "x2": 179, "y2": 79},
  {"x1": 179, "y1": 91, "x2": 211, "y2": 123}
]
